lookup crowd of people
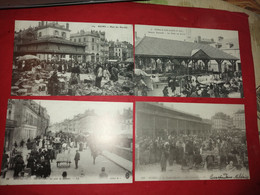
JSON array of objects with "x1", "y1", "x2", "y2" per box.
[
  {"x1": 162, "y1": 71, "x2": 243, "y2": 98},
  {"x1": 12, "y1": 58, "x2": 134, "y2": 96},
  {"x1": 136, "y1": 130, "x2": 248, "y2": 172},
  {"x1": 0, "y1": 132, "x2": 87, "y2": 179}
]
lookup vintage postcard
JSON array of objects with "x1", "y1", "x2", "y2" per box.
[
  {"x1": 11, "y1": 21, "x2": 134, "y2": 96},
  {"x1": 135, "y1": 102, "x2": 249, "y2": 180},
  {"x1": 1, "y1": 99, "x2": 133, "y2": 185},
  {"x1": 134, "y1": 25, "x2": 243, "y2": 98}
]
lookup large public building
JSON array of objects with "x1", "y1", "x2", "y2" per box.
[
  {"x1": 135, "y1": 102, "x2": 212, "y2": 138},
  {"x1": 14, "y1": 21, "x2": 133, "y2": 63}
]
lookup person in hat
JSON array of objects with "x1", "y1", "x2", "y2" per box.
[{"x1": 74, "y1": 150, "x2": 80, "y2": 169}]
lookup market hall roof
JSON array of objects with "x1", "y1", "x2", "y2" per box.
[
  {"x1": 15, "y1": 37, "x2": 87, "y2": 55},
  {"x1": 16, "y1": 37, "x2": 85, "y2": 47},
  {"x1": 135, "y1": 36, "x2": 239, "y2": 60}
]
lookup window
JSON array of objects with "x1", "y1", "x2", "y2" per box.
[
  {"x1": 92, "y1": 38, "x2": 94, "y2": 42},
  {"x1": 38, "y1": 32, "x2": 42, "y2": 37},
  {"x1": 84, "y1": 38, "x2": 86, "y2": 42},
  {"x1": 54, "y1": 30, "x2": 59, "y2": 36},
  {"x1": 92, "y1": 45, "x2": 94, "y2": 50},
  {"x1": 79, "y1": 38, "x2": 81, "y2": 42},
  {"x1": 8, "y1": 110, "x2": 11, "y2": 119},
  {"x1": 62, "y1": 32, "x2": 66, "y2": 38},
  {"x1": 74, "y1": 39, "x2": 76, "y2": 42}
]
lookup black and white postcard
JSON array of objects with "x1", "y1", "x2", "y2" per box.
[
  {"x1": 134, "y1": 25, "x2": 243, "y2": 98},
  {"x1": 135, "y1": 102, "x2": 249, "y2": 180},
  {"x1": 1, "y1": 99, "x2": 133, "y2": 184},
  {"x1": 11, "y1": 21, "x2": 134, "y2": 96}
]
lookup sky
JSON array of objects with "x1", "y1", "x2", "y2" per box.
[
  {"x1": 15, "y1": 20, "x2": 133, "y2": 44},
  {"x1": 34, "y1": 100, "x2": 243, "y2": 123},
  {"x1": 135, "y1": 24, "x2": 239, "y2": 43},
  {"x1": 161, "y1": 102, "x2": 244, "y2": 119},
  {"x1": 34, "y1": 100, "x2": 132, "y2": 124}
]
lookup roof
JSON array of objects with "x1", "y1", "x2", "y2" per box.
[
  {"x1": 17, "y1": 37, "x2": 85, "y2": 47},
  {"x1": 37, "y1": 23, "x2": 70, "y2": 32},
  {"x1": 137, "y1": 102, "x2": 207, "y2": 123},
  {"x1": 135, "y1": 36, "x2": 238, "y2": 60},
  {"x1": 234, "y1": 109, "x2": 245, "y2": 114},
  {"x1": 217, "y1": 38, "x2": 240, "y2": 50}
]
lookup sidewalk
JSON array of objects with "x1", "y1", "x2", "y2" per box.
[{"x1": 102, "y1": 151, "x2": 132, "y2": 173}]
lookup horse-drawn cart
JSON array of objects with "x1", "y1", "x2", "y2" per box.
[{"x1": 56, "y1": 153, "x2": 71, "y2": 168}]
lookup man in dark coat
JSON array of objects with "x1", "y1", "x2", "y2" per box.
[
  {"x1": 13, "y1": 155, "x2": 24, "y2": 178},
  {"x1": 74, "y1": 150, "x2": 80, "y2": 169}
]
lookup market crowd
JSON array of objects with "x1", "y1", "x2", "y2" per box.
[
  {"x1": 12, "y1": 59, "x2": 134, "y2": 96},
  {"x1": 0, "y1": 132, "x2": 89, "y2": 179},
  {"x1": 136, "y1": 130, "x2": 248, "y2": 172},
  {"x1": 162, "y1": 71, "x2": 243, "y2": 98}
]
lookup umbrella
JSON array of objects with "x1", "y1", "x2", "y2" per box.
[
  {"x1": 17, "y1": 55, "x2": 40, "y2": 61},
  {"x1": 125, "y1": 58, "x2": 134, "y2": 63},
  {"x1": 134, "y1": 69, "x2": 149, "y2": 76}
]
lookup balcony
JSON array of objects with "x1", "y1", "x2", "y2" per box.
[{"x1": 6, "y1": 119, "x2": 17, "y2": 128}]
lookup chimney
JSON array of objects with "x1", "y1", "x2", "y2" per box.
[{"x1": 218, "y1": 36, "x2": 223, "y2": 42}]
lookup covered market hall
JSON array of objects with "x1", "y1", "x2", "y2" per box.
[
  {"x1": 135, "y1": 36, "x2": 240, "y2": 75},
  {"x1": 135, "y1": 102, "x2": 212, "y2": 138}
]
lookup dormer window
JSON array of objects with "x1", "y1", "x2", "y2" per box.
[
  {"x1": 54, "y1": 30, "x2": 59, "y2": 36},
  {"x1": 62, "y1": 32, "x2": 66, "y2": 38}
]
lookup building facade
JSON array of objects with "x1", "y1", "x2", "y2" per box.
[
  {"x1": 211, "y1": 112, "x2": 233, "y2": 132},
  {"x1": 14, "y1": 21, "x2": 86, "y2": 62},
  {"x1": 232, "y1": 110, "x2": 246, "y2": 130},
  {"x1": 37, "y1": 21, "x2": 71, "y2": 40},
  {"x1": 136, "y1": 102, "x2": 212, "y2": 138},
  {"x1": 4, "y1": 99, "x2": 50, "y2": 151},
  {"x1": 49, "y1": 109, "x2": 97, "y2": 135}
]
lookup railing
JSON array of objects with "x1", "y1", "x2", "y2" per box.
[{"x1": 109, "y1": 145, "x2": 132, "y2": 161}]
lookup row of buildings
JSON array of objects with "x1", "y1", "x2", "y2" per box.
[
  {"x1": 136, "y1": 102, "x2": 245, "y2": 139},
  {"x1": 211, "y1": 110, "x2": 246, "y2": 132},
  {"x1": 4, "y1": 99, "x2": 50, "y2": 151},
  {"x1": 14, "y1": 21, "x2": 133, "y2": 63},
  {"x1": 49, "y1": 108, "x2": 133, "y2": 137}
]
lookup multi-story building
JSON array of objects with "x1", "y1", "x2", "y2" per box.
[
  {"x1": 232, "y1": 110, "x2": 246, "y2": 130},
  {"x1": 211, "y1": 112, "x2": 233, "y2": 132},
  {"x1": 70, "y1": 30, "x2": 106, "y2": 63},
  {"x1": 4, "y1": 100, "x2": 18, "y2": 151},
  {"x1": 14, "y1": 21, "x2": 86, "y2": 62},
  {"x1": 109, "y1": 41, "x2": 133, "y2": 62},
  {"x1": 37, "y1": 21, "x2": 71, "y2": 40},
  {"x1": 49, "y1": 109, "x2": 97, "y2": 135},
  {"x1": 4, "y1": 99, "x2": 50, "y2": 150},
  {"x1": 214, "y1": 36, "x2": 241, "y2": 71},
  {"x1": 120, "y1": 108, "x2": 133, "y2": 133}
]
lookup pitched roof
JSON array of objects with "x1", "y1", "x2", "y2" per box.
[
  {"x1": 218, "y1": 38, "x2": 240, "y2": 50},
  {"x1": 135, "y1": 36, "x2": 238, "y2": 60}
]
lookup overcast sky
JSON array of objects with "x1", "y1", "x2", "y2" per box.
[
  {"x1": 161, "y1": 102, "x2": 244, "y2": 119},
  {"x1": 15, "y1": 20, "x2": 133, "y2": 44},
  {"x1": 34, "y1": 100, "x2": 132, "y2": 124},
  {"x1": 135, "y1": 24, "x2": 239, "y2": 43}
]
